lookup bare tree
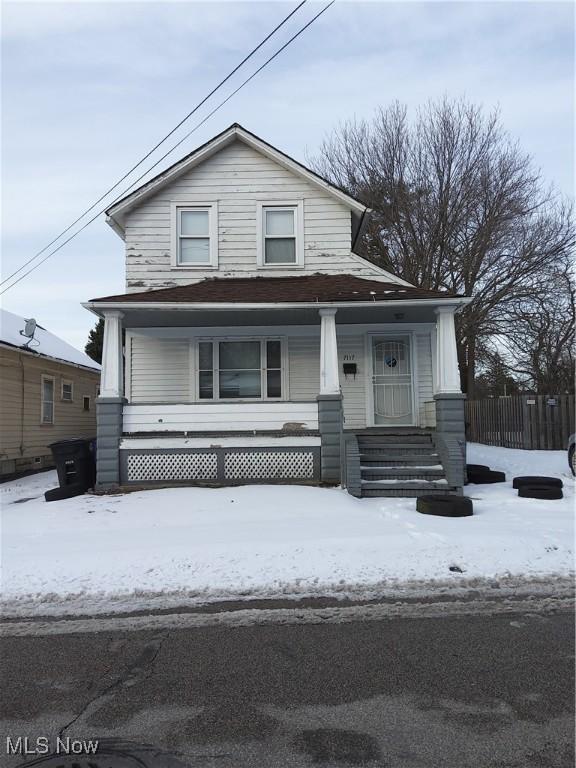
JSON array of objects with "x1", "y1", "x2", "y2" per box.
[
  {"x1": 312, "y1": 99, "x2": 575, "y2": 395},
  {"x1": 498, "y1": 264, "x2": 575, "y2": 393},
  {"x1": 474, "y1": 344, "x2": 524, "y2": 398}
]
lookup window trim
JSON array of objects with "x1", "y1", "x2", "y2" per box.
[
  {"x1": 194, "y1": 336, "x2": 287, "y2": 402},
  {"x1": 41, "y1": 375, "x2": 55, "y2": 425},
  {"x1": 170, "y1": 202, "x2": 218, "y2": 269},
  {"x1": 256, "y1": 201, "x2": 304, "y2": 268},
  {"x1": 61, "y1": 379, "x2": 74, "y2": 402}
]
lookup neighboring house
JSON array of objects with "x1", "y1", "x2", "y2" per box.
[
  {"x1": 0, "y1": 309, "x2": 100, "y2": 477},
  {"x1": 85, "y1": 124, "x2": 470, "y2": 497}
]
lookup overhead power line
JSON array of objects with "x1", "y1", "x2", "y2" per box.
[
  {"x1": 1, "y1": 0, "x2": 335, "y2": 297},
  {"x1": 1, "y1": 0, "x2": 307, "y2": 289}
]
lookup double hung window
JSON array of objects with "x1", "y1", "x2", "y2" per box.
[
  {"x1": 173, "y1": 204, "x2": 217, "y2": 267},
  {"x1": 257, "y1": 202, "x2": 303, "y2": 267},
  {"x1": 198, "y1": 339, "x2": 283, "y2": 400},
  {"x1": 41, "y1": 376, "x2": 55, "y2": 424},
  {"x1": 61, "y1": 380, "x2": 73, "y2": 401}
]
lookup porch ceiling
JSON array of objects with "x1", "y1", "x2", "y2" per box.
[{"x1": 87, "y1": 303, "x2": 449, "y2": 328}]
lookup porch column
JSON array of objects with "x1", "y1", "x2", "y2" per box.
[
  {"x1": 434, "y1": 307, "x2": 461, "y2": 394},
  {"x1": 319, "y1": 308, "x2": 340, "y2": 395},
  {"x1": 317, "y1": 308, "x2": 343, "y2": 484},
  {"x1": 434, "y1": 306, "x2": 466, "y2": 489},
  {"x1": 100, "y1": 311, "x2": 124, "y2": 398},
  {"x1": 96, "y1": 311, "x2": 125, "y2": 489}
]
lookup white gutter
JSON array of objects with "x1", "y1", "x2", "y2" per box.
[{"x1": 83, "y1": 297, "x2": 471, "y2": 315}]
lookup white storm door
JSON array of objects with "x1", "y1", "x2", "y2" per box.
[{"x1": 371, "y1": 336, "x2": 415, "y2": 426}]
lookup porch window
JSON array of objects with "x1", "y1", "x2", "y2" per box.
[
  {"x1": 219, "y1": 341, "x2": 261, "y2": 398},
  {"x1": 172, "y1": 204, "x2": 218, "y2": 268},
  {"x1": 197, "y1": 339, "x2": 284, "y2": 400},
  {"x1": 257, "y1": 202, "x2": 303, "y2": 267},
  {"x1": 198, "y1": 342, "x2": 214, "y2": 399},
  {"x1": 266, "y1": 340, "x2": 282, "y2": 397},
  {"x1": 41, "y1": 376, "x2": 55, "y2": 424}
]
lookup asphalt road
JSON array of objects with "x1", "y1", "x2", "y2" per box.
[{"x1": 0, "y1": 606, "x2": 574, "y2": 768}]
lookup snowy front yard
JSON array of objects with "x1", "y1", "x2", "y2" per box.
[{"x1": 1, "y1": 444, "x2": 573, "y2": 617}]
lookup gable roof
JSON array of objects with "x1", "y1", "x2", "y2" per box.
[
  {"x1": 0, "y1": 309, "x2": 100, "y2": 371},
  {"x1": 88, "y1": 274, "x2": 465, "y2": 306},
  {"x1": 105, "y1": 123, "x2": 369, "y2": 238}
]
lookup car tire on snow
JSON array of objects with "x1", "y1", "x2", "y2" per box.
[
  {"x1": 416, "y1": 494, "x2": 473, "y2": 517},
  {"x1": 466, "y1": 464, "x2": 490, "y2": 473},
  {"x1": 512, "y1": 476, "x2": 563, "y2": 490},
  {"x1": 466, "y1": 469, "x2": 506, "y2": 484},
  {"x1": 517, "y1": 485, "x2": 564, "y2": 500}
]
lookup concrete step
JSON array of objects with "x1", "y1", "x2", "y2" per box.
[
  {"x1": 360, "y1": 454, "x2": 440, "y2": 466},
  {"x1": 358, "y1": 442, "x2": 435, "y2": 452},
  {"x1": 361, "y1": 485, "x2": 460, "y2": 498},
  {"x1": 357, "y1": 434, "x2": 433, "y2": 444},
  {"x1": 361, "y1": 467, "x2": 445, "y2": 481}
]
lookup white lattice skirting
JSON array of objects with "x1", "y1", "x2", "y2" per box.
[
  {"x1": 126, "y1": 452, "x2": 218, "y2": 481},
  {"x1": 225, "y1": 451, "x2": 314, "y2": 479},
  {"x1": 123, "y1": 449, "x2": 317, "y2": 483}
]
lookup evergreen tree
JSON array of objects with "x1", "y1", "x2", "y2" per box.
[{"x1": 85, "y1": 318, "x2": 104, "y2": 364}]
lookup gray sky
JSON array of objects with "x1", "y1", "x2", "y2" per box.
[{"x1": 2, "y1": 0, "x2": 574, "y2": 350}]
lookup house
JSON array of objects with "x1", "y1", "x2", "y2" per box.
[
  {"x1": 0, "y1": 309, "x2": 100, "y2": 477},
  {"x1": 84, "y1": 124, "x2": 469, "y2": 497}
]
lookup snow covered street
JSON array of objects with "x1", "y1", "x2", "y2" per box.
[{"x1": 1, "y1": 444, "x2": 573, "y2": 618}]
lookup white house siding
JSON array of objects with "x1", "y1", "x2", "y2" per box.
[
  {"x1": 125, "y1": 326, "x2": 435, "y2": 431},
  {"x1": 128, "y1": 336, "x2": 190, "y2": 403},
  {"x1": 415, "y1": 332, "x2": 435, "y2": 425},
  {"x1": 123, "y1": 140, "x2": 386, "y2": 291},
  {"x1": 288, "y1": 336, "x2": 320, "y2": 401},
  {"x1": 338, "y1": 333, "x2": 368, "y2": 429}
]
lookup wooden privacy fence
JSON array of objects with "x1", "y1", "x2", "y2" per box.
[{"x1": 466, "y1": 395, "x2": 575, "y2": 450}]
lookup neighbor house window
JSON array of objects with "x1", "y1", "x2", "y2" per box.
[
  {"x1": 61, "y1": 380, "x2": 73, "y2": 401},
  {"x1": 197, "y1": 339, "x2": 284, "y2": 400},
  {"x1": 41, "y1": 376, "x2": 55, "y2": 424},
  {"x1": 171, "y1": 203, "x2": 218, "y2": 268},
  {"x1": 83, "y1": 396, "x2": 91, "y2": 412},
  {"x1": 257, "y1": 202, "x2": 303, "y2": 267}
]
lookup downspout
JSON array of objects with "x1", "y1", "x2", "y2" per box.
[{"x1": 351, "y1": 208, "x2": 368, "y2": 254}]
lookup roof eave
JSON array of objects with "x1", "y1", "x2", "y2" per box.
[
  {"x1": 83, "y1": 296, "x2": 471, "y2": 316},
  {"x1": 0, "y1": 340, "x2": 101, "y2": 372}
]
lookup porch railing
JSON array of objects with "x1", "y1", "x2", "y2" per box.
[{"x1": 123, "y1": 401, "x2": 319, "y2": 433}]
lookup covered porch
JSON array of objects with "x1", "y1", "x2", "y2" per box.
[{"x1": 85, "y1": 275, "x2": 469, "y2": 494}]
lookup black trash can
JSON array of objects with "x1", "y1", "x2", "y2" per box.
[{"x1": 45, "y1": 438, "x2": 96, "y2": 502}]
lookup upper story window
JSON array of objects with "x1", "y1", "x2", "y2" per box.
[
  {"x1": 171, "y1": 203, "x2": 218, "y2": 268},
  {"x1": 257, "y1": 201, "x2": 304, "y2": 268}
]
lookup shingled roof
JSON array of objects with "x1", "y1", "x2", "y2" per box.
[{"x1": 90, "y1": 274, "x2": 463, "y2": 305}]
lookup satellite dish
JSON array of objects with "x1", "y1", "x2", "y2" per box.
[{"x1": 20, "y1": 318, "x2": 37, "y2": 343}]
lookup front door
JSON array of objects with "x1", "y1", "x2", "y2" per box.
[{"x1": 371, "y1": 336, "x2": 414, "y2": 426}]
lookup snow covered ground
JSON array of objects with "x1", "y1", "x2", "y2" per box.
[{"x1": 1, "y1": 444, "x2": 573, "y2": 617}]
